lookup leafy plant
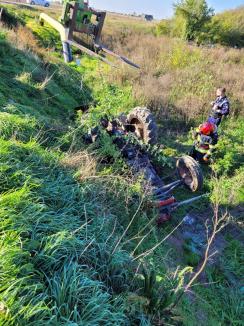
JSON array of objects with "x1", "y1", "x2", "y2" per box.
[{"x1": 174, "y1": 0, "x2": 214, "y2": 41}]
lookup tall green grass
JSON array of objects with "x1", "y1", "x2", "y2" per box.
[{"x1": 0, "y1": 136, "x2": 147, "y2": 324}]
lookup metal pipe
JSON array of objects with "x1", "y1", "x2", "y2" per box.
[
  {"x1": 172, "y1": 194, "x2": 208, "y2": 209},
  {"x1": 95, "y1": 43, "x2": 140, "y2": 69},
  {"x1": 68, "y1": 40, "x2": 117, "y2": 67},
  {"x1": 154, "y1": 180, "x2": 183, "y2": 195},
  {"x1": 154, "y1": 181, "x2": 185, "y2": 199}
]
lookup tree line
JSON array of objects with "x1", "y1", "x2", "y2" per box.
[{"x1": 156, "y1": 0, "x2": 244, "y2": 48}]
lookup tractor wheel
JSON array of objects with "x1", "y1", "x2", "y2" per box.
[
  {"x1": 127, "y1": 107, "x2": 158, "y2": 145},
  {"x1": 176, "y1": 155, "x2": 203, "y2": 192}
]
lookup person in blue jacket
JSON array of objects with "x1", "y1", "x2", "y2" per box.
[{"x1": 208, "y1": 88, "x2": 230, "y2": 126}]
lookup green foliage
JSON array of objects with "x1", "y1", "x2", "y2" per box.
[
  {"x1": 212, "y1": 119, "x2": 243, "y2": 175},
  {"x1": 126, "y1": 133, "x2": 174, "y2": 169},
  {"x1": 210, "y1": 168, "x2": 244, "y2": 207},
  {"x1": 0, "y1": 27, "x2": 146, "y2": 324},
  {"x1": 183, "y1": 240, "x2": 201, "y2": 266},
  {"x1": 155, "y1": 20, "x2": 171, "y2": 36},
  {"x1": 156, "y1": 6, "x2": 244, "y2": 47},
  {"x1": 222, "y1": 237, "x2": 244, "y2": 279},
  {"x1": 28, "y1": 20, "x2": 62, "y2": 50},
  {"x1": 208, "y1": 119, "x2": 244, "y2": 207},
  {"x1": 202, "y1": 7, "x2": 244, "y2": 47},
  {"x1": 0, "y1": 112, "x2": 37, "y2": 141},
  {"x1": 181, "y1": 283, "x2": 243, "y2": 325},
  {"x1": 0, "y1": 5, "x2": 29, "y2": 27},
  {"x1": 0, "y1": 38, "x2": 86, "y2": 122},
  {"x1": 141, "y1": 267, "x2": 176, "y2": 314},
  {"x1": 167, "y1": 42, "x2": 203, "y2": 69},
  {"x1": 0, "y1": 31, "x2": 6, "y2": 40},
  {"x1": 45, "y1": 263, "x2": 127, "y2": 325},
  {"x1": 0, "y1": 135, "x2": 145, "y2": 325},
  {"x1": 0, "y1": 25, "x2": 179, "y2": 325},
  {"x1": 135, "y1": 264, "x2": 186, "y2": 323},
  {"x1": 74, "y1": 58, "x2": 136, "y2": 127},
  {"x1": 174, "y1": 0, "x2": 214, "y2": 41}
]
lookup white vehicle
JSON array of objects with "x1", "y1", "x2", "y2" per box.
[{"x1": 27, "y1": 0, "x2": 50, "y2": 7}]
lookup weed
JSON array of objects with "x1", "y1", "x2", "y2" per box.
[{"x1": 222, "y1": 237, "x2": 244, "y2": 279}]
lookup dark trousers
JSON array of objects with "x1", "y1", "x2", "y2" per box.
[
  {"x1": 207, "y1": 116, "x2": 222, "y2": 126},
  {"x1": 189, "y1": 147, "x2": 205, "y2": 162}
]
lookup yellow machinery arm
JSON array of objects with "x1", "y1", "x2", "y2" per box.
[
  {"x1": 40, "y1": 13, "x2": 72, "y2": 62},
  {"x1": 40, "y1": 13, "x2": 69, "y2": 42}
]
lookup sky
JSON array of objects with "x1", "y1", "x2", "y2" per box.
[{"x1": 90, "y1": 0, "x2": 244, "y2": 19}]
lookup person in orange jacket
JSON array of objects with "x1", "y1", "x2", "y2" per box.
[{"x1": 190, "y1": 121, "x2": 218, "y2": 163}]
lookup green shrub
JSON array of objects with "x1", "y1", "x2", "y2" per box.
[
  {"x1": 174, "y1": 0, "x2": 214, "y2": 41},
  {"x1": 222, "y1": 238, "x2": 244, "y2": 278},
  {"x1": 155, "y1": 20, "x2": 171, "y2": 36},
  {"x1": 155, "y1": 6, "x2": 244, "y2": 47}
]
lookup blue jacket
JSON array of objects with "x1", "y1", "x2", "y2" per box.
[{"x1": 213, "y1": 96, "x2": 230, "y2": 117}]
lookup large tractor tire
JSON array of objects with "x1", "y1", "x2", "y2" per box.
[
  {"x1": 127, "y1": 107, "x2": 158, "y2": 145},
  {"x1": 176, "y1": 155, "x2": 203, "y2": 192}
]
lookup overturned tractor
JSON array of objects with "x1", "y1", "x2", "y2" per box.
[{"x1": 85, "y1": 107, "x2": 205, "y2": 224}]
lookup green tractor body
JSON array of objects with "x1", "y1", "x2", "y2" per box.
[{"x1": 60, "y1": 0, "x2": 92, "y2": 27}]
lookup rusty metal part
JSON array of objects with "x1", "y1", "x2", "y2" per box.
[
  {"x1": 154, "y1": 197, "x2": 176, "y2": 208},
  {"x1": 0, "y1": 1, "x2": 139, "y2": 68},
  {"x1": 154, "y1": 180, "x2": 184, "y2": 197},
  {"x1": 127, "y1": 153, "x2": 164, "y2": 189},
  {"x1": 172, "y1": 194, "x2": 207, "y2": 209}
]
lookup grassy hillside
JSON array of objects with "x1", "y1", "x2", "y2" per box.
[
  {"x1": 0, "y1": 8, "x2": 184, "y2": 325},
  {"x1": 0, "y1": 4, "x2": 243, "y2": 326}
]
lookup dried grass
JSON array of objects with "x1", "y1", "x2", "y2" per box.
[
  {"x1": 7, "y1": 25, "x2": 54, "y2": 63},
  {"x1": 62, "y1": 151, "x2": 97, "y2": 180},
  {"x1": 102, "y1": 27, "x2": 244, "y2": 123}
]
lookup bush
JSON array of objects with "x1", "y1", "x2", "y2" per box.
[
  {"x1": 174, "y1": 0, "x2": 214, "y2": 41},
  {"x1": 208, "y1": 7, "x2": 244, "y2": 47},
  {"x1": 156, "y1": 6, "x2": 244, "y2": 47}
]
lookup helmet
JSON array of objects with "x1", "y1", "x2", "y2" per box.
[{"x1": 199, "y1": 122, "x2": 215, "y2": 135}]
